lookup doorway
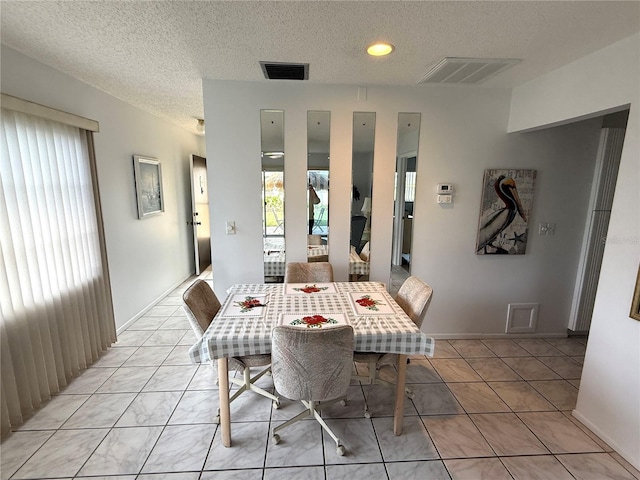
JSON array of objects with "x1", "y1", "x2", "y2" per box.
[
  {"x1": 190, "y1": 154, "x2": 211, "y2": 275},
  {"x1": 392, "y1": 156, "x2": 417, "y2": 269},
  {"x1": 569, "y1": 110, "x2": 628, "y2": 333}
]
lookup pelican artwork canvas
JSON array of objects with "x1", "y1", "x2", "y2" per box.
[{"x1": 476, "y1": 169, "x2": 536, "y2": 255}]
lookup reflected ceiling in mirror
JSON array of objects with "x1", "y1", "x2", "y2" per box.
[{"x1": 261, "y1": 109, "x2": 285, "y2": 283}]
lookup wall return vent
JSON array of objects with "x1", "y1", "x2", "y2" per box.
[
  {"x1": 419, "y1": 57, "x2": 520, "y2": 85},
  {"x1": 260, "y1": 61, "x2": 309, "y2": 80}
]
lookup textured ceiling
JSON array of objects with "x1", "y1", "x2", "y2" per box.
[{"x1": 1, "y1": 1, "x2": 639, "y2": 134}]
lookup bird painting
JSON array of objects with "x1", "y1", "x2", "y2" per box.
[{"x1": 476, "y1": 171, "x2": 535, "y2": 254}]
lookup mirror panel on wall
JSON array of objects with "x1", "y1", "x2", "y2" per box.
[
  {"x1": 391, "y1": 113, "x2": 421, "y2": 291},
  {"x1": 307, "y1": 111, "x2": 330, "y2": 262},
  {"x1": 350, "y1": 112, "x2": 375, "y2": 281},
  {"x1": 260, "y1": 109, "x2": 285, "y2": 283}
]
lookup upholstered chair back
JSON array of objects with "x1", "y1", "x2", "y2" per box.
[
  {"x1": 182, "y1": 279, "x2": 221, "y2": 339},
  {"x1": 285, "y1": 262, "x2": 334, "y2": 283},
  {"x1": 271, "y1": 325, "x2": 354, "y2": 402},
  {"x1": 395, "y1": 276, "x2": 433, "y2": 329}
]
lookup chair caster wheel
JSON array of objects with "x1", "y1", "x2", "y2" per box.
[
  {"x1": 336, "y1": 444, "x2": 346, "y2": 456},
  {"x1": 364, "y1": 411, "x2": 371, "y2": 419},
  {"x1": 340, "y1": 399, "x2": 348, "y2": 407},
  {"x1": 213, "y1": 415, "x2": 220, "y2": 424},
  {"x1": 272, "y1": 434, "x2": 280, "y2": 445},
  {"x1": 272, "y1": 399, "x2": 280, "y2": 409}
]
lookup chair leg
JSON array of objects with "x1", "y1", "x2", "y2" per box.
[
  {"x1": 249, "y1": 383, "x2": 279, "y2": 405},
  {"x1": 272, "y1": 408, "x2": 311, "y2": 440},
  {"x1": 227, "y1": 383, "x2": 248, "y2": 403},
  {"x1": 272, "y1": 398, "x2": 347, "y2": 455},
  {"x1": 309, "y1": 401, "x2": 346, "y2": 456},
  {"x1": 246, "y1": 367, "x2": 279, "y2": 405},
  {"x1": 248, "y1": 365, "x2": 272, "y2": 383},
  {"x1": 228, "y1": 367, "x2": 280, "y2": 407},
  {"x1": 353, "y1": 362, "x2": 414, "y2": 418}
]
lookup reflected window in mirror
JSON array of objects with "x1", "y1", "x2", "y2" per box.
[
  {"x1": 391, "y1": 113, "x2": 421, "y2": 293},
  {"x1": 260, "y1": 110, "x2": 285, "y2": 283},
  {"x1": 307, "y1": 112, "x2": 330, "y2": 266},
  {"x1": 350, "y1": 112, "x2": 375, "y2": 282}
]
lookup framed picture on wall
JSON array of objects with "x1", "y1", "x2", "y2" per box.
[
  {"x1": 133, "y1": 155, "x2": 164, "y2": 219},
  {"x1": 475, "y1": 168, "x2": 537, "y2": 255},
  {"x1": 631, "y1": 266, "x2": 640, "y2": 321}
]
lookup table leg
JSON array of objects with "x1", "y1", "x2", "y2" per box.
[
  {"x1": 217, "y1": 358, "x2": 231, "y2": 447},
  {"x1": 393, "y1": 354, "x2": 407, "y2": 435}
]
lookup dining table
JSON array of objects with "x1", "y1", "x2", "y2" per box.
[{"x1": 189, "y1": 281, "x2": 435, "y2": 447}]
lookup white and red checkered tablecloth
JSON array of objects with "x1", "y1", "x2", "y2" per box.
[{"x1": 189, "y1": 282, "x2": 434, "y2": 363}]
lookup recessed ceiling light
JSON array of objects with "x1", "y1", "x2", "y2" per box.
[{"x1": 367, "y1": 42, "x2": 395, "y2": 57}]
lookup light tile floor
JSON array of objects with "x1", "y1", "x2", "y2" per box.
[{"x1": 2, "y1": 271, "x2": 639, "y2": 480}]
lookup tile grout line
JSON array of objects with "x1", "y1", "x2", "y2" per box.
[{"x1": 7, "y1": 273, "x2": 630, "y2": 479}]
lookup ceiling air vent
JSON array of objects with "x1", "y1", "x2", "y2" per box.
[
  {"x1": 418, "y1": 57, "x2": 520, "y2": 85},
  {"x1": 260, "y1": 61, "x2": 309, "y2": 80}
]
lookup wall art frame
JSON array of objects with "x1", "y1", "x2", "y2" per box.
[
  {"x1": 476, "y1": 168, "x2": 536, "y2": 255},
  {"x1": 133, "y1": 155, "x2": 164, "y2": 219}
]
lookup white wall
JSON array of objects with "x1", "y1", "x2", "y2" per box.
[
  {"x1": 1, "y1": 46, "x2": 202, "y2": 330},
  {"x1": 203, "y1": 80, "x2": 602, "y2": 337},
  {"x1": 509, "y1": 33, "x2": 640, "y2": 468}
]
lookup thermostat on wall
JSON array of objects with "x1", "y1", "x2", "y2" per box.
[{"x1": 437, "y1": 184, "x2": 454, "y2": 194}]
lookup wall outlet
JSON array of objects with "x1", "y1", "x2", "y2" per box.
[
  {"x1": 226, "y1": 221, "x2": 236, "y2": 235},
  {"x1": 538, "y1": 223, "x2": 556, "y2": 235}
]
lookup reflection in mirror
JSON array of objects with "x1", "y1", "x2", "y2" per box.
[
  {"x1": 391, "y1": 113, "x2": 421, "y2": 293},
  {"x1": 307, "y1": 111, "x2": 330, "y2": 262},
  {"x1": 350, "y1": 112, "x2": 375, "y2": 282},
  {"x1": 260, "y1": 110, "x2": 285, "y2": 283}
]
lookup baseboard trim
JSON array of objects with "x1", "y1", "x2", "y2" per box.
[
  {"x1": 427, "y1": 332, "x2": 568, "y2": 340},
  {"x1": 572, "y1": 409, "x2": 640, "y2": 471},
  {"x1": 116, "y1": 276, "x2": 191, "y2": 334}
]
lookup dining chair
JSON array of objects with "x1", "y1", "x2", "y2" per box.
[
  {"x1": 312, "y1": 207, "x2": 325, "y2": 232},
  {"x1": 359, "y1": 241, "x2": 370, "y2": 262},
  {"x1": 182, "y1": 279, "x2": 280, "y2": 423},
  {"x1": 270, "y1": 206, "x2": 284, "y2": 233},
  {"x1": 307, "y1": 234, "x2": 323, "y2": 245},
  {"x1": 352, "y1": 276, "x2": 433, "y2": 417},
  {"x1": 270, "y1": 325, "x2": 354, "y2": 456},
  {"x1": 284, "y1": 262, "x2": 333, "y2": 283}
]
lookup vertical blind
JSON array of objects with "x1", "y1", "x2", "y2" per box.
[{"x1": 0, "y1": 106, "x2": 115, "y2": 434}]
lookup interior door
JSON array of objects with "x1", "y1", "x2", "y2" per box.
[{"x1": 190, "y1": 154, "x2": 211, "y2": 275}]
